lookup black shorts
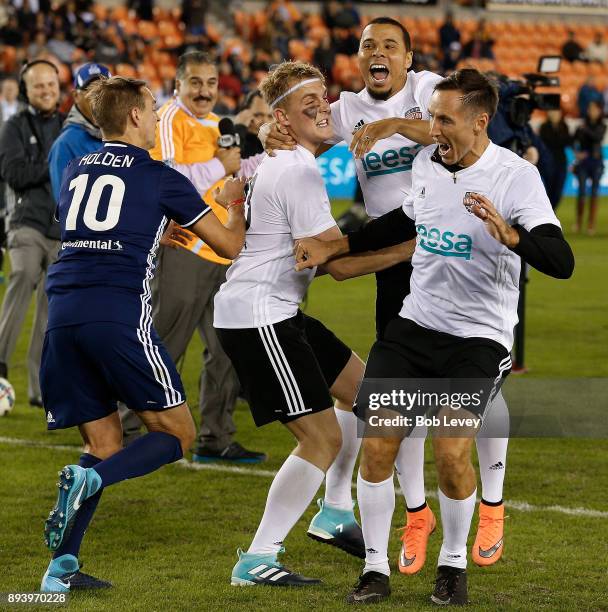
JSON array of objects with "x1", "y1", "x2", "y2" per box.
[
  {"x1": 355, "y1": 317, "x2": 511, "y2": 419},
  {"x1": 375, "y1": 261, "x2": 412, "y2": 340},
  {"x1": 217, "y1": 311, "x2": 352, "y2": 427}
]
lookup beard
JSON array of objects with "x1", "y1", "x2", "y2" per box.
[{"x1": 365, "y1": 86, "x2": 392, "y2": 101}]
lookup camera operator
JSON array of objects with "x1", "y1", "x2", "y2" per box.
[{"x1": 0, "y1": 60, "x2": 63, "y2": 405}]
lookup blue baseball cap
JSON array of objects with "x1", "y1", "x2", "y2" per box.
[{"x1": 73, "y1": 63, "x2": 112, "y2": 90}]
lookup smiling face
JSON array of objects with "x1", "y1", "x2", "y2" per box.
[
  {"x1": 428, "y1": 89, "x2": 489, "y2": 167},
  {"x1": 358, "y1": 23, "x2": 412, "y2": 100},
  {"x1": 23, "y1": 63, "x2": 60, "y2": 114},
  {"x1": 277, "y1": 80, "x2": 332, "y2": 152},
  {"x1": 175, "y1": 62, "x2": 218, "y2": 118}
]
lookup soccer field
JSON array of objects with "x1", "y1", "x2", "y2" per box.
[{"x1": 0, "y1": 197, "x2": 607, "y2": 610}]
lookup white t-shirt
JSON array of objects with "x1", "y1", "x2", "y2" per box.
[
  {"x1": 214, "y1": 146, "x2": 337, "y2": 329},
  {"x1": 328, "y1": 70, "x2": 443, "y2": 218},
  {"x1": 400, "y1": 141, "x2": 561, "y2": 351}
]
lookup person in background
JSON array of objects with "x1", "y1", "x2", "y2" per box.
[
  {"x1": 562, "y1": 30, "x2": 585, "y2": 63},
  {"x1": 539, "y1": 108, "x2": 572, "y2": 210},
  {"x1": 573, "y1": 100, "x2": 605, "y2": 235},
  {"x1": 577, "y1": 76, "x2": 603, "y2": 118},
  {"x1": 439, "y1": 11, "x2": 460, "y2": 54},
  {"x1": 442, "y1": 41, "x2": 462, "y2": 74},
  {"x1": 48, "y1": 63, "x2": 112, "y2": 203},
  {"x1": 0, "y1": 60, "x2": 63, "y2": 405},
  {"x1": 234, "y1": 89, "x2": 273, "y2": 158},
  {"x1": 0, "y1": 77, "x2": 22, "y2": 283},
  {"x1": 585, "y1": 32, "x2": 608, "y2": 64}
]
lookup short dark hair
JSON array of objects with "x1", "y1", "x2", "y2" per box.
[
  {"x1": 242, "y1": 89, "x2": 263, "y2": 110},
  {"x1": 176, "y1": 51, "x2": 217, "y2": 81},
  {"x1": 434, "y1": 68, "x2": 499, "y2": 119},
  {"x1": 366, "y1": 17, "x2": 411, "y2": 52}
]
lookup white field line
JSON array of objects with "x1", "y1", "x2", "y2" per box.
[{"x1": 2, "y1": 435, "x2": 607, "y2": 519}]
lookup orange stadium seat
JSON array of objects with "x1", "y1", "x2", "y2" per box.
[
  {"x1": 118, "y1": 19, "x2": 138, "y2": 37},
  {"x1": 158, "y1": 21, "x2": 179, "y2": 38},
  {"x1": 115, "y1": 63, "x2": 137, "y2": 78},
  {"x1": 2, "y1": 46, "x2": 17, "y2": 73},
  {"x1": 138, "y1": 21, "x2": 159, "y2": 41},
  {"x1": 110, "y1": 5, "x2": 129, "y2": 22},
  {"x1": 92, "y1": 4, "x2": 108, "y2": 21},
  {"x1": 163, "y1": 34, "x2": 184, "y2": 49},
  {"x1": 138, "y1": 63, "x2": 159, "y2": 82}
]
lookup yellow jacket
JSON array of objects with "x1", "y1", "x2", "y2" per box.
[{"x1": 149, "y1": 98, "x2": 230, "y2": 265}]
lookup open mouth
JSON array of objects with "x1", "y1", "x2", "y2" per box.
[
  {"x1": 437, "y1": 142, "x2": 452, "y2": 156},
  {"x1": 316, "y1": 118, "x2": 329, "y2": 128},
  {"x1": 369, "y1": 63, "x2": 390, "y2": 85}
]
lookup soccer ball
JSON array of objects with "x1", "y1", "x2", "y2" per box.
[{"x1": 0, "y1": 378, "x2": 15, "y2": 416}]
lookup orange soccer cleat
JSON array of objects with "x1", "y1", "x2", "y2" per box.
[
  {"x1": 397, "y1": 504, "x2": 436, "y2": 575},
  {"x1": 472, "y1": 501, "x2": 505, "y2": 566}
]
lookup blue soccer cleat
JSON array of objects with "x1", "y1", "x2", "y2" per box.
[
  {"x1": 44, "y1": 465, "x2": 102, "y2": 551},
  {"x1": 231, "y1": 548, "x2": 321, "y2": 587},
  {"x1": 41, "y1": 554, "x2": 112, "y2": 592},
  {"x1": 307, "y1": 498, "x2": 365, "y2": 559}
]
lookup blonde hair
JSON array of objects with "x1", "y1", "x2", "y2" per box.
[
  {"x1": 86, "y1": 76, "x2": 148, "y2": 135},
  {"x1": 259, "y1": 61, "x2": 324, "y2": 110}
]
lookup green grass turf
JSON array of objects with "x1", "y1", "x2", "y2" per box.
[{"x1": 0, "y1": 196, "x2": 607, "y2": 610}]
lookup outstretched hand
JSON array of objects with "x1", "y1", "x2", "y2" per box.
[{"x1": 467, "y1": 193, "x2": 520, "y2": 249}]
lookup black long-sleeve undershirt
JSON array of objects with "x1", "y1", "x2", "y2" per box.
[{"x1": 348, "y1": 208, "x2": 574, "y2": 280}]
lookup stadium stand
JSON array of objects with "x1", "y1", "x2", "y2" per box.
[{"x1": 0, "y1": 2, "x2": 607, "y2": 117}]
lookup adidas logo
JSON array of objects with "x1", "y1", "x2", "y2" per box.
[
  {"x1": 47, "y1": 411, "x2": 55, "y2": 424},
  {"x1": 489, "y1": 461, "x2": 504, "y2": 470},
  {"x1": 353, "y1": 119, "x2": 365, "y2": 132},
  {"x1": 366, "y1": 547, "x2": 378, "y2": 554}
]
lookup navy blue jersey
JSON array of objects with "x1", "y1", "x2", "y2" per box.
[{"x1": 46, "y1": 141, "x2": 210, "y2": 329}]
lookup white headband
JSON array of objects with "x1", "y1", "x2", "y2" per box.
[{"x1": 270, "y1": 78, "x2": 321, "y2": 109}]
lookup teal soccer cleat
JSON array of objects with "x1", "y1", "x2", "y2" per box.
[
  {"x1": 41, "y1": 554, "x2": 112, "y2": 592},
  {"x1": 307, "y1": 498, "x2": 365, "y2": 559},
  {"x1": 44, "y1": 466, "x2": 102, "y2": 551},
  {"x1": 231, "y1": 548, "x2": 321, "y2": 587}
]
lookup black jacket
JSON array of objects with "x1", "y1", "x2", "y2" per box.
[{"x1": 0, "y1": 107, "x2": 64, "y2": 239}]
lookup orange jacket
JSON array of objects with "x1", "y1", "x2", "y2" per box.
[{"x1": 149, "y1": 98, "x2": 230, "y2": 265}]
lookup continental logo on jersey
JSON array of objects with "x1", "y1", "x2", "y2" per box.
[
  {"x1": 404, "y1": 106, "x2": 423, "y2": 120},
  {"x1": 61, "y1": 239, "x2": 123, "y2": 251},
  {"x1": 361, "y1": 144, "x2": 424, "y2": 177},
  {"x1": 417, "y1": 225, "x2": 472, "y2": 260}
]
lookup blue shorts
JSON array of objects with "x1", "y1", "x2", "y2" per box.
[{"x1": 40, "y1": 322, "x2": 186, "y2": 430}]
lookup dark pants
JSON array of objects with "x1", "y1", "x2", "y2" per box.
[
  {"x1": 575, "y1": 158, "x2": 604, "y2": 198},
  {"x1": 374, "y1": 260, "x2": 413, "y2": 340},
  {"x1": 545, "y1": 158, "x2": 568, "y2": 209}
]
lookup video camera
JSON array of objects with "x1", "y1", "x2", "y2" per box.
[{"x1": 498, "y1": 56, "x2": 562, "y2": 129}]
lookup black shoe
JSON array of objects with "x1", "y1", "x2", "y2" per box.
[
  {"x1": 431, "y1": 565, "x2": 468, "y2": 606},
  {"x1": 29, "y1": 396, "x2": 44, "y2": 408},
  {"x1": 68, "y1": 570, "x2": 113, "y2": 590},
  {"x1": 0, "y1": 362, "x2": 7, "y2": 378},
  {"x1": 192, "y1": 441, "x2": 267, "y2": 464},
  {"x1": 346, "y1": 571, "x2": 390, "y2": 605}
]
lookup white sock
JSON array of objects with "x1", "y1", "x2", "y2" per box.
[
  {"x1": 357, "y1": 471, "x2": 395, "y2": 576},
  {"x1": 477, "y1": 391, "x2": 509, "y2": 504},
  {"x1": 394, "y1": 425, "x2": 428, "y2": 510},
  {"x1": 248, "y1": 454, "x2": 324, "y2": 555},
  {"x1": 437, "y1": 488, "x2": 477, "y2": 569},
  {"x1": 324, "y1": 407, "x2": 361, "y2": 511}
]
